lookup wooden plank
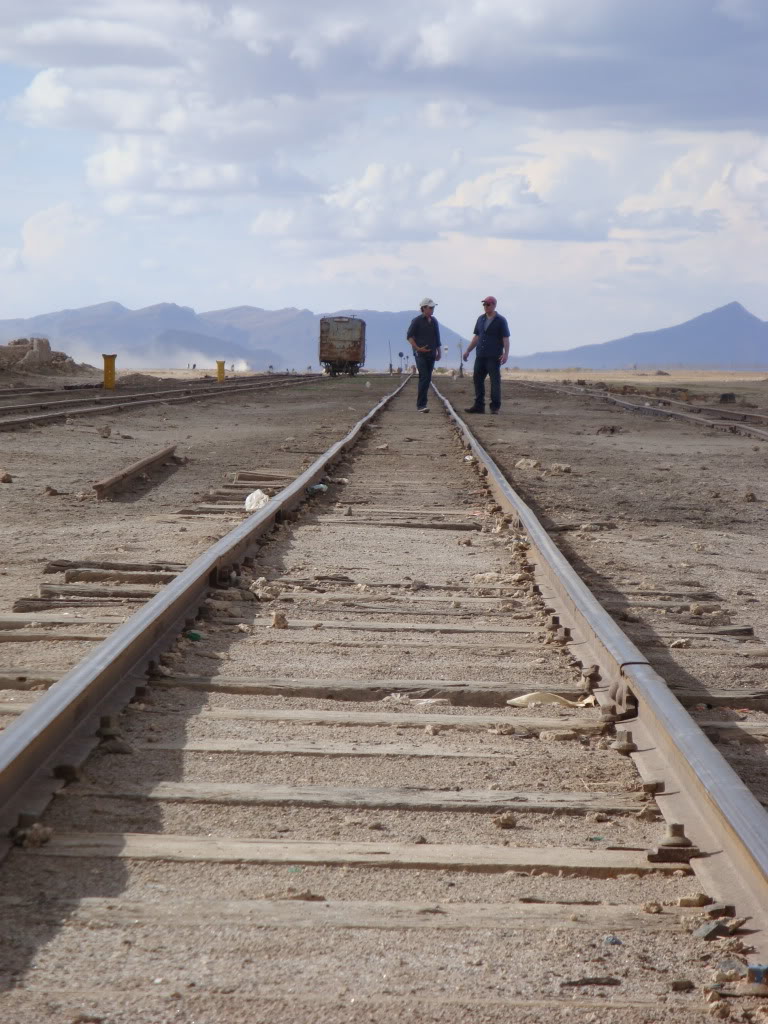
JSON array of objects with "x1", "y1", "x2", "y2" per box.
[
  {"x1": 318, "y1": 519, "x2": 481, "y2": 531},
  {"x1": 288, "y1": 593, "x2": 515, "y2": 608},
  {"x1": 89, "y1": 781, "x2": 639, "y2": 815},
  {"x1": 0, "y1": 630, "x2": 109, "y2": 643},
  {"x1": 39, "y1": 583, "x2": 160, "y2": 599},
  {"x1": 175, "y1": 505, "x2": 244, "y2": 515},
  {"x1": 234, "y1": 470, "x2": 295, "y2": 481},
  {"x1": 0, "y1": 613, "x2": 126, "y2": 629},
  {"x1": 92, "y1": 443, "x2": 177, "y2": 498},
  {"x1": 138, "y1": 706, "x2": 603, "y2": 734},
  {"x1": 43, "y1": 559, "x2": 185, "y2": 575},
  {"x1": 13, "y1": 597, "x2": 144, "y2": 612},
  {"x1": 63, "y1": 568, "x2": 176, "y2": 585},
  {"x1": 137, "y1": 738, "x2": 514, "y2": 758},
  {"x1": 157, "y1": 675, "x2": 543, "y2": 705},
  {"x1": 0, "y1": 895, "x2": 693, "y2": 932},
  {"x1": 155, "y1": 674, "x2": 768, "y2": 709},
  {"x1": 0, "y1": 669, "x2": 59, "y2": 689},
  {"x1": 31, "y1": 832, "x2": 689, "y2": 875},
  {"x1": 246, "y1": 617, "x2": 537, "y2": 635}
]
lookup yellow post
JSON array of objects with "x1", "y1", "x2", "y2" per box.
[
  {"x1": 216, "y1": 360, "x2": 226, "y2": 382},
  {"x1": 102, "y1": 354, "x2": 117, "y2": 390}
]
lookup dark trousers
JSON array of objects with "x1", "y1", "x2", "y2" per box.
[
  {"x1": 472, "y1": 355, "x2": 501, "y2": 411},
  {"x1": 415, "y1": 354, "x2": 435, "y2": 408}
]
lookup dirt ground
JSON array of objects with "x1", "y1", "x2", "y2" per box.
[
  {"x1": 0, "y1": 375, "x2": 397, "y2": 619},
  {"x1": 443, "y1": 374, "x2": 768, "y2": 705}
]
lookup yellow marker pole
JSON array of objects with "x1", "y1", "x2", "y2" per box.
[
  {"x1": 102, "y1": 354, "x2": 117, "y2": 390},
  {"x1": 216, "y1": 360, "x2": 226, "y2": 382}
]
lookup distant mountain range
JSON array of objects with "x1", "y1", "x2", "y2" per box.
[
  {"x1": 513, "y1": 302, "x2": 768, "y2": 369},
  {"x1": 0, "y1": 299, "x2": 765, "y2": 371},
  {"x1": 0, "y1": 302, "x2": 468, "y2": 371}
]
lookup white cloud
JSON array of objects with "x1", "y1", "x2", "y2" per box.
[
  {"x1": 20, "y1": 203, "x2": 98, "y2": 267},
  {"x1": 1, "y1": 0, "x2": 768, "y2": 348}
]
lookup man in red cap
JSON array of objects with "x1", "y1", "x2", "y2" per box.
[{"x1": 462, "y1": 296, "x2": 510, "y2": 415}]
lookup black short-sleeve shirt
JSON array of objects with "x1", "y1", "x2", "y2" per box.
[
  {"x1": 473, "y1": 314, "x2": 510, "y2": 358},
  {"x1": 407, "y1": 314, "x2": 441, "y2": 355}
]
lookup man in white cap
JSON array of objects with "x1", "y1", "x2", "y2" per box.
[
  {"x1": 462, "y1": 296, "x2": 510, "y2": 415},
  {"x1": 406, "y1": 298, "x2": 442, "y2": 413}
]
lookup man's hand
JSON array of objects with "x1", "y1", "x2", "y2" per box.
[
  {"x1": 499, "y1": 353, "x2": 508, "y2": 365},
  {"x1": 462, "y1": 351, "x2": 469, "y2": 361},
  {"x1": 434, "y1": 350, "x2": 441, "y2": 361}
]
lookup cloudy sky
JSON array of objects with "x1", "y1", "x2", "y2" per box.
[{"x1": 1, "y1": 0, "x2": 768, "y2": 353}]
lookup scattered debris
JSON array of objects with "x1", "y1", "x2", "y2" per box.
[
  {"x1": 744, "y1": 492, "x2": 757, "y2": 503},
  {"x1": 642, "y1": 902, "x2": 663, "y2": 914},
  {"x1": 560, "y1": 977, "x2": 621, "y2": 988},
  {"x1": 424, "y1": 724, "x2": 442, "y2": 736},
  {"x1": 670, "y1": 638, "x2": 692, "y2": 649},
  {"x1": 507, "y1": 691, "x2": 594, "y2": 708},
  {"x1": 603, "y1": 934, "x2": 623, "y2": 945},
  {"x1": 44, "y1": 485, "x2": 59, "y2": 496},
  {"x1": 670, "y1": 979, "x2": 695, "y2": 992},
  {"x1": 492, "y1": 811, "x2": 517, "y2": 829},
  {"x1": 380, "y1": 694, "x2": 450, "y2": 707},
  {"x1": 244, "y1": 489, "x2": 270, "y2": 512},
  {"x1": 275, "y1": 889, "x2": 326, "y2": 902},
  {"x1": 550, "y1": 463, "x2": 572, "y2": 474},
  {"x1": 0, "y1": 472, "x2": 12, "y2": 483},
  {"x1": 539, "y1": 729, "x2": 578, "y2": 742},
  {"x1": 98, "y1": 425, "x2": 112, "y2": 438},
  {"x1": 690, "y1": 602, "x2": 721, "y2": 616},
  {"x1": 375, "y1": 444, "x2": 389, "y2": 451},
  {"x1": 270, "y1": 611, "x2": 289, "y2": 629},
  {"x1": 678, "y1": 893, "x2": 713, "y2": 908},
  {"x1": 307, "y1": 483, "x2": 328, "y2": 495},
  {"x1": 10, "y1": 821, "x2": 53, "y2": 848},
  {"x1": 514, "y1": 458, "x2": 540, "y2": 470}
]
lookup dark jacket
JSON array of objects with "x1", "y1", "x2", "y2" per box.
[
  {"x1": 473, "y1": 313, "x2": 510, "y2": 358},
  {"x1": 407, "y1": 314, "x2": 441, "y2": 356}
]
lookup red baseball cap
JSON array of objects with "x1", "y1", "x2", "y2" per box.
[{"x1": 481, "y1": 296, "x2": 497, "y2": 305}]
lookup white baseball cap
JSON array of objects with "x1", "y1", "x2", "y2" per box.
[{"x1": 420, "y1": 297, "x2": 437, "y2": 308}]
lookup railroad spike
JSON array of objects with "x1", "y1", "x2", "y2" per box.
[{"x1": 610, "y1": 730, "x2": 638, "y2": 754}]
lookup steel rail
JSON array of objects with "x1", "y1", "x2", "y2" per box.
[
  {"x1": 0, "y1": 375, "x2": 324, "y2": 431},
  {"x1": 0, "y1": 373, "x2": 293, "y2": 411},
  {"x1": 516, "y1": 379, "x2": 768, "y2": 442},
  {"x1": 433, "y1": 382, "x2": 768, "y2": 917},
  {"x1": 0, "y1": 377, "x2": 410, "y2": 836}
]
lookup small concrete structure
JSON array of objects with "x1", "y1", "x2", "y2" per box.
[{"x1": 0, "y1": 337, "x2": 79, "y2": 373}]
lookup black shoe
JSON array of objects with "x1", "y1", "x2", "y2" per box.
[
  {"x1": 417, "y1": 407, "x2": 430, "y2": 413},
  {"x1": 490, "y1": 409, "x2": 499, "y2": 415},
  {"x1": 464, "y1": 407, "x2": 485, "y2": 414}
]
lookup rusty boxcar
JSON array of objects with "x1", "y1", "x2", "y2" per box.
[{"x1": 319, "y1": 316, "x2": 366, "y2": 376}]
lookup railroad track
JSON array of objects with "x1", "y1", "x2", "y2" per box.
[
  {"x1": 0, "y1": 373, "x2": 324, "y2": 431},
  {"x1": 517, "y1": 379, "x2": 768, "y2": 443},
  {"x1": 1, "y1": 379, "x2": 768, "y2": 1021}
]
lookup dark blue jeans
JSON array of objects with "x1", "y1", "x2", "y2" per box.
[
  {"x1": 415, "y1": 353, "x2": 435, "y2": 408},
  {"x1": 473, "y1": 355, "x2": 501, "y2": 411}
]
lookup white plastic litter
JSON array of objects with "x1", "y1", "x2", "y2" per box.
[
  {"x1": 244, "y1": 489, "x2": 270, "y2": 512},
  {"x1": 507, "y1": 691, "x2": 596, "y2": 708}
]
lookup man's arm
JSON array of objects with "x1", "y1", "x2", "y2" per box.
[
  {"x1": 463, "y1": 335, "x2": 479, "y2": 361},
  {"x1": 499, "y1": 337, "x2": 510, "y2": 365}
]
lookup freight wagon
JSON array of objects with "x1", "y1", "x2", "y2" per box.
[{"x1": 319, "y1": 316, "x2": 366, "y2": 376}]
